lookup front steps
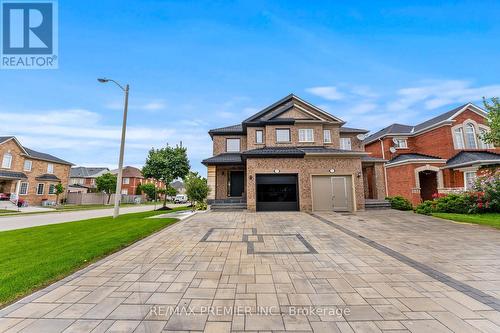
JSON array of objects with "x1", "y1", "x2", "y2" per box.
[
  {"x1": 365, "y1": 199, "x2": 391, "y2": 210},
  {"x1": 209, "y1": 198, "x2": 247, "y2": 211}
]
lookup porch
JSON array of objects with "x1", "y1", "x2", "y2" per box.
[{"x1": 0, "y1": 171, "x2": 27, "y2": 203}]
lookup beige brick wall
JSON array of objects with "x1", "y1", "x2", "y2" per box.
[
  {"x1": 215, "y1": 165, "x2": 246, "y2": 199},
  {"x1": 245, "y1": 156, "x2": 364, "y2": 212},
  {"x1": 213, "y1": 135, "x2": 247, "y2": 155},
  {"x1": 0, "y1": 139, "x2": 71, "y2": 205}
]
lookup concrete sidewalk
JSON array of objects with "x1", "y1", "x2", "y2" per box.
[{"x1": 0, "y1": 205, "x2": 186, "y2": 232}]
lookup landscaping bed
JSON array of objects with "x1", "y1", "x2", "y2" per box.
[{"x1": 0, "y1": 208, "x2": 186, "y2": 307}]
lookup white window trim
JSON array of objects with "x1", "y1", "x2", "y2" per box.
[
  {"x1": 2, "y1": 153, "x2": 12, "y2": 169},
  {"x1": 276, "y1": 129, "x2": 291, "y2": 143},
  {"x1": 323, "y1": 129, "x2": 332, "y2": 143},
  {"x1": 451, "y1": 124, "x2": 465, "y2": 149},
  {"x1": 477, "y1": 124, "x2": 494, "y2": 149},
  {"x1": 255, "y1": 130, "x2": 264, "y2": 144},
  {"x1": 48, "y1": 184, "x2": 56, "y2": 195},
  {"x1": 19, "y1": 182, "x2": 29, "y2": 195},
  {"x1": 122, "y1": 177, "x2": 130, "y2": 185},
  {"x1": 23, "y1": 159, "x2": 32, "y2": 172},
  {"x1": 36, "y1": 183, "x2": 45, "y2": 195},
  {"x1": 340, "y1": 137, "x2": 352, "y2": 150},
  {"x1": 47, "y1": 163, "x2": 54, "y2": 174},
  {"x1": 393, "y1": 138, "x2": 408, "y2": 149},
  {"x1": 226, "y1": 138, "x2": 241, "y2": 152},
  {"x1": 298, "y1": 129, "x2": 314, "y2": 143},
  {"x1": 464, "y1": 122, "x2": 478, "y2": 149},
  {"x1": 463, "y1": 171, "x2": 477, "y2": 191}
]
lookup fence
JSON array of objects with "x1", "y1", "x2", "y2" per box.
[{"x1": 66, "y1": 192, "x2": 145, "y2": 205}]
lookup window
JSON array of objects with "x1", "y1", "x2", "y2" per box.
[
  {"x1": 464, "y1": 123, "x2": 477, "y2": 149},
  {"x1": 276, "y1": 129, "x2": 291, "y2": 142},
  {"x1": 464, "y1": 171, "x2": 477, "y2": 191},
  {"x1": 323, "y1": 130, "x2": 332, "y2": 143},
  {"x1": 255, "y1": 130, "x2": 264, "y2": 144},
  {"x1": 122, "y1": 177, "x2": 130, "y2": 184},
  {"x1": 394, "y1": 138, "x2": 408, "y2": 149},
  {"x1": 340, "y1": 137, "x2": 352, "y2": 150},
  {"x1": 298, "y1": 129, "x2": 314, "y2": 142},
  {"x1": 478, "y1": 128, "x2": 492, "y2": 149},
  {"x1": 90, "y1": 178, "x2": 96, "y2": 185},
  {"x1": 23, "y1": 160, "x2": 32, "y2": 171},
  {"x1": 453, "y1": 127, "x2": 465, "y2": 149},
  {"x1": 36, "y1": 183, "x2": 44, "y2": 195},
  {"x1": 19, "y1": 182, "x2": 28, "y2": 195},
  {"x1": 48, "y1": 184, "x2": 55, "y2": 194},
  {"x1": 226, "y1": 138, "x2": 241, "y2": 152},
  {"x1": 121, "y1": 189, "x2": 128, "y2": 195},
  {"x1": 47, "y1": 163, "x2": 54, "y2": 174},
  {"x1": 2, "y1": 153, "x2": 12, "y2": 169}
]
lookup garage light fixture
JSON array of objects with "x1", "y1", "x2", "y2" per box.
[
  {"x1": 274, "y1": 169, "x2": 280, "y2": 173},
  {"x1": 329, "y1": 169, "x2": 335, "y2": 173}
]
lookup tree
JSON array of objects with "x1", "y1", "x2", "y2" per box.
[
  {"x1": 138, "y1": 183, "x2": 156, "y2": 200},
  {"x1": 55, "y1": 183, "x2": 64, "y2": 205},
  {"x1": 481, "y1": 97, "x2": 500, "y2": 147},
  {"x1": 95, "y1": 173, "x2": 117, "y2": 204},
  {"x1": 142, "y1": 145, "x2": 190, "y2": 207},
  {"x1": 166, "y1": 186, "x2": 177, "y2": 198},
  {"x1": 184, "y1": 171, "x2": 210, "y2": 209}
]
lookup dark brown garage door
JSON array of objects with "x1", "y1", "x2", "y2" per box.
[{"x1": 256, "y1": 174, "x2": 299, "y2": 211}]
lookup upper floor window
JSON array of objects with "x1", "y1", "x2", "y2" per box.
[
  {"x1": 123, "y1": 177, "x2": 130, "y2": 184},
  {"x1": 323, "y1": 130, "x2": 332, "y2": 143},
  {"x1": 255, "y1": 130, "x2": 264, "y2": 144},
  {"x1": 464, "y1": 123, "x2": 477, "y2": 149},
  {"x1": 276, "y1": 129, "x2": 291, "y2": 143},
  {"x1": 23, "y1": 160, "x2": 32, "y2": 172},
  {"x1": 226, "y1": 138, "x2": 241, "y2": 152},
  {"x1": 453, "y1": 128, "x2": 465, "y2": 149},
  {"x1": 394, "y1": 138, "x2": 408, "y2": 149},
  {"x1": 298, "y1": 129, "x2": 314, "y2": 142},
  {"x1": 478, "y1": 128, "x2": 493, "y2": 149},
  {"x1": 340, "y1": 138, "x2": 352, "y2": 150},
  {"x1": 47, "y1": 163, "x2": 54, "y2": 174},
  {"x1": 2, "y1": 153, "x2": 12, "y2": 169}
]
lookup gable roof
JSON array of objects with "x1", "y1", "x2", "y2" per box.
[
  {"x1": 70, "y1": 167, "x2": 110, "y2": 178},
  {"x1": 339, "y1": 126, "x2": 369, "y2": 134},
  {"x1": 208, "y1": 124, "x2": 244, "y2": 137},
  {"x1": 363, "y1": 103, "x2": 487, "y2": 145},
  {"x1": 1, "y1": 136, "x2": 73, "y2": 165},
  {"x1": 110, "y1": 166, "x2": 144, "y2": 178},
  {"x1": 387, "y1": 153, "x2": 446, "y2": 165},
  {"x1": 444, "y1": 151, "x2": 500, "y2": 169}
]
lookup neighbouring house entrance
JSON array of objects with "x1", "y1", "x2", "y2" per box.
[
  {"x1": 228, "y1": 171, "x2": 244, "y2": 197},
  {"x1": 256, "y1": 174, "x2": 298, "y2": 211},
  {"x1": 312, "y1": 175, "x2": 353, "y2": 212},
  {"x1": 419, "y1": 170, "x2": 437, "y2": 201}
]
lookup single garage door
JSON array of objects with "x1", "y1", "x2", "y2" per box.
[
  {"x1": 312, "y1": 175, "x2": 353, "y2": 212},
  {"x1": 256, "y1": 174, "x2": 299, "y2": 211}
]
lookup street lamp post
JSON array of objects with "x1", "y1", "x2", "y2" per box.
[{"x1": 98, "y1": 78, "x2": 129, "y2": 218}]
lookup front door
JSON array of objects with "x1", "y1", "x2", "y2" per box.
[
  {"x1": 229, "y1": 171, "x2": 244, "y2": 197},
  {"x1": 419, "y1": 171, "x2": 437, "y2": 202}
]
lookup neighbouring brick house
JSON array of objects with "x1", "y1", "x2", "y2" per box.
[
  {"x1": 69, "y1": 167, "x2": 109, "y2": 192},
  {"x1": 363, "y1": 103, "x2": 500, "y2": 205},
  {"x1": 0, "y1": 136, "x2": 72, "y2": 206},
  {"x1": 110, "y1": 166, "x2": 144, "y2": 195},
  {"x1": 202, "y1": 94, "x2": 387, "y2": 212}
]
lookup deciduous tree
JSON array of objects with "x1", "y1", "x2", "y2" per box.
[
  {"x1": 95, "y1": 173, "x2": 117, "y2": 204},
  {"x1": 482, "y1": 97, "x2": 500, "y2": 147}
]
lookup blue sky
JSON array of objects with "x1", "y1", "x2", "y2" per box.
[{"x1": 1, "y1": 0, "x2": 499, "y2": 175}]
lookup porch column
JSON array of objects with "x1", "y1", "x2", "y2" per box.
[
  {"x1": 207, "y1": 166, "x2": 216, "y2": 200},
  {"x1": 14, "y1": 179, "x2": 21, "y2": 203}
]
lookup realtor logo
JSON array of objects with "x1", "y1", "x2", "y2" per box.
[{"x1": 1, "y1": 0, "x2": 58, "y2": 69}]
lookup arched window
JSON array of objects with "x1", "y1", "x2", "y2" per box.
[
  {"x1": 478, "y1": 128, "x2": 491, "y2": 149},
  {"x1": 464, "y1": 123, "x2": 477, "y2": 149}
]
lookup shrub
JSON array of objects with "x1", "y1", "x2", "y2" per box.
[
  {"x1": 195, "y1": 201, "x2": 207, "y2": 210},
  {"x1": 432, "y1": 193, "x2": 471, "y2": 214},
  {"x1": 415, "y1": 200, "x2": 434, "y2": 215},
  {"x1": 473, "y1": 169, "x2": 500, "y2": 212},
  {"x1": 385, "y1": 196, "x2": 413, "y2": 211}
]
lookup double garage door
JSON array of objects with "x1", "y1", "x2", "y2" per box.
[{"x1": 255, "y1": 174, "x2": 353, "y2": 212}]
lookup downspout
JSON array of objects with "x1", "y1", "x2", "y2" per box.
[{"x1": 380, "y1": 138, "x2": 389, "y2": 197}]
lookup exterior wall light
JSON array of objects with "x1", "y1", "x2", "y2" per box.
[
  {"x1": 274, "y1": 169, "x2": 280, "y2": 173},
  {"x1": 329, "y1": 169, "x2": 335, "y2": 173}
]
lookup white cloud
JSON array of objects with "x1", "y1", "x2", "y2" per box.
[
  {"x1": 306, "y1": 86, "x2": 344, "y2": 101},
  {"x1": 106, "y1": 99, "x2": 167, "y2": 112},
  {"x1": 349, "y1": 102, "x2": 377, "y2": 114}
]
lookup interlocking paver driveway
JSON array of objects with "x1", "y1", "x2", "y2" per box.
[{"x1": 1, "y1": 210, "x2": 499, "y2": 332}]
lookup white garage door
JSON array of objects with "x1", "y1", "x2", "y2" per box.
[{"x1": 312, "y1": 176, "x2": 353, "y2": 212}]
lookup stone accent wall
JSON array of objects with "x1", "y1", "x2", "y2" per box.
[
  {"x1": 246, "y1": 156, "x2": 364, "y2": 212},
  {"x1": 0, "y1": 139, "x2": 71, "y2": 205}
]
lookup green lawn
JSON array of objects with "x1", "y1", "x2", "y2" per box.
[
  {"x1": 0, "y1": 208, "x2": 186, "y2": 306},
  {"x1": 432, "y1": 213, "x2": 500, "y2": 229}
]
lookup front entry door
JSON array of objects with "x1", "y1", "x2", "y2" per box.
[{"x1": 229, "y1": 171, "x2": 244, "y2": 197}]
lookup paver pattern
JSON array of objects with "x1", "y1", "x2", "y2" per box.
[{"x1": 1, "y1": 210, "x2": 500, "y2": 332}]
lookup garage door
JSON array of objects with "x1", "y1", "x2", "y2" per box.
[
  {"x1": 256, "y1": 174, "x2": 299, "y2": 211},
  {"x1": 312, "y1": 176, "x2": 353, "y2": 212}
]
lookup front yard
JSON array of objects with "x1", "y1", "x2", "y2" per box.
[
  {"x1": 0, "y1": 208, "x2": 186, "y2": 307},
  {"x1": 432, "y1": 212, "x2": 500, "y2": 229}
]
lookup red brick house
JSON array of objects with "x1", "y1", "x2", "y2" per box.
[
  {"x1": 110, "y1": 166, "x2": 144, "y2": 195},
  {"x1": 363, "y1": 103, "x2": 500, "y2": 205}
]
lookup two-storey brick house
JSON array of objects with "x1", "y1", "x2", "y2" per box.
[
  {"x1": 0, "y1": 136, "x2": 72, "y2": 206},
  {"x1": 202, "y1": 94, "x2": 387, "y2": 212},
  {"x1": 69, "y1": 167, "x2": 110, "y2": 191},
  {"x1": 363, "y1": 103, "x2": 500, "y2": 205}
]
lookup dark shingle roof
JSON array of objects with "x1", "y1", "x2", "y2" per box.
[
  {"x1": 23, "y1": 147, "x2": 72, "y2": 165},
  {"x1": 36, "y1": 174, "x2": 61, "y2": 181},
  {"x1": 202, "y1": 153, "x2": 243, "y2": 165},
  {"x1": 445, "y1": 151, "x2": 500, "y2": 168},
  {"x1": 363, "y1": 123, "x2": 414, "y2": 144},
  {"x1": 299, "y1": 147, "x2": 367, "y2": 155},
  {"x1": 0, "y1": 170, "x2": 27, "y2": 180},
  {"x1": 387, "y1": 153, "x2": 445, "y2": 164},
  {"x1": 413, "y1": 104, "x2": 468, "y2": 132},
  {"x1": 339, "y1": 127, "x2": 369, "y2": 134},
  {"x1": 110, "y1": 166, "x2": 143, "y2": 178},
  {"x1": 361, "y1": 156, "x2": 387, "y2": 162},
  {"x1": 242, "y1": 147, "x2": 305, "y2": 158},
  {"x1": 208, "y1": 124, "x2": 244, "y2": 136},
  {"x1": 70, "y1": 167, "x2": 109, "y2": 178},
  {"x1": 0, "y1": 136, "x2": 14, "y2": 144}
]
